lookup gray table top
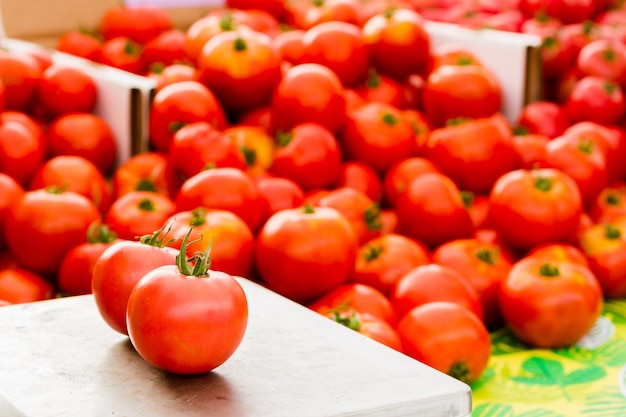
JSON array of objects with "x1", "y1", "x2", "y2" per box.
[{"x1": 0, "y1": 277, "x2": 471, "y2": 417}]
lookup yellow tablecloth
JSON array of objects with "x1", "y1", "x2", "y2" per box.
[{"x1": 472, "y1": 300, "x2": 626, "y2": 416}]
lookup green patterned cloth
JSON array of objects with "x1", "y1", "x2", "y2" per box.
[{"x1": 472, "y1": 300, "x2": 626, "y2": 416}]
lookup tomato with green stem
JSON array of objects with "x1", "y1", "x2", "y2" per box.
[{"x1": 126, "y1": 229, "x2": 248, "y2": 374}]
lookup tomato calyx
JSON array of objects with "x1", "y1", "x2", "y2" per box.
[
  {"x1": 364, "y1": 202, "x2": 383, "y2": 232},
  {"x1": 539, "y1": 263, "x2": 560, "y2": 277},
  {"x1": 577, "y1": 137, "x2": 594, "y2": 155},
  {"x1": 475, "y1": 247, "x2": 498, "y2": 266},
  {"x1": 176, "y1": 228, "x2": 214, "y2": 277},
  {"x1": 448, "y1": 361, "x2": 472, "y2": 384},
  {"x1": 168, "y1": 121, "x2": 187, "y2": 135},
  {"x1": 606, "y1": 192, "x2": 620, "y2": 206},
  {"x1": 533, "y1": 174, "x2": 553, "y2": 192},
  {"x1": 233, "y1": 37, "x2": 247, "y2": 52},
  {"x1": 220, "y1": 13, "x2": 235, "y2": 31},
  {"x1": 604, "y1": 224, "x2": 622, "y2": 240},
  {"x1": 460, "y1": 191, "x2": 474, "y2": 208},
  {"x1": 381, "y1": 112, "x2": 398, "y2": 126},
  {"x1": 45, "y1": 185, "x2": 69, "y2": 194},
  {"x1": 363, "y1": 243, "x2": 384, "y2": 262},
  {"x1": 275, "y1": 130, "x2": 294, "y2": 147},
  {"x1": 328, "y1": 307, "x2": 362, "y2": 332},
  {"x1": 240, "y1": 145, "x2": 257, "y2": 167},
  {"x1": 301, "y1": 203, "x2": 316, "y2": 214},
  {"x1": 365, "y1": 68, "x2": 382, "y2": 89},
  {"x1": 138, "y1": 197, "x2": 157, "y2": 212},
  {"x1": 135, "y1": 178, "x2": 158, "y2": 193},
  {"x1": 138, "y1": 221, "x2": 178, "y2": 247},
  {"x1": 603, "y1": 80, "x2": 619, "y2": 95},
  {"x1": 86, "y1": 222, "x2": 118, "y2": 244},
  {"x1": 124, "y1": 40, "x2": 141, "y2": 57},
  {"x1": 189, "y1": 207, "x2": 208, "y2": 227},
  {"x1": 446, "y1": 117, "x2": 471, "y2": 127},
  {"x1": 383, "y1": 7, "x2": 397, "y2": 19}
]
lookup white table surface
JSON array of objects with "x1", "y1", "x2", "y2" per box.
[{"x1": 0, "y1": 277, "x2": 471, "y2": 417}]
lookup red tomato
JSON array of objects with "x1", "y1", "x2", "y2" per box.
[
  {"x1": 127, "y1": 249, "x2": 248, "y2": 374},
  {"x1": 36, "y1": 64, "x2": 97, "y2": 118},
  {"x1": 576, "y1": 38, "x2": 626, "y2": 84},
  {"x1": 335, "y1": 161, "x2": 383, "y2": 203},
  {"x1": 397, "y1": 301, "x2": 491, "y2": 384},
  {"x1": 544, "y1": 0, "x2": 597, "y2": 24},
  {"x1": 28, "y1": 155, "x2": 112, "y2": 214},
  {"x1": 527, "y1": 242, "x2": 590, "y2": 267},
  {"x1": 98, "y1": 37, "x2": 146, "y2": 75},
  {"x1": 589, "y1": 184, "x2": 626, "y2": 223},
  {"x1": 361, "y1": 8, "x2": 431, "y2": 81},
  {"x1": 382, "y1": 156, "x2": 441, "y2": 208},
  {"x1": 223, "y1": 125, "x2": 275, "y2": 175},
  {"x1": 390, "y1": 261, "x2": 484, "y2": 322},
  {"x1": 0, "y1": 49, "x2": 42, "y2": 111},
  {"x1": 355, "y1": 68, "x2": 414, "y2": 109},
  {"x1": 395, "y1": 172, "x2": 474, "y2": 249},
  {"x1": 269, "y1": 123, "x2": 343, "y2": 191},
  {"x1": 99, "y1": 5, "x2": 173, "y2": 44},
  {"x1": 168, "y1": 121, "x2": 246, "y2": 180},
  {"x1": 488, "y1": 168, "x2": 583, "y2": 251},
  {"x1": 324, "y1": 308, "x2": 402, "y2": 351},
  {"x1": 57, "y1": 221, "x2": 119, "y2": 296},
  {"x1": 515, "y1": 100, "x2": 571, "y2": 139},
  {"x1": 425, "y1": 113, "x2": 519, "y2": 195},
  {"x1": 197, "y1": 30, "x2": 282, "y2": 116},
  {"x1": 175, "y1": 167, "x2": 265, "y2": 233},
  {"x1": 5, "y1": 188, "x2": 100, "y2": 277},
  {"x1": 183, "y1": 14, "x2": 252, "y2": 65},
  {"x1": 164, "y1": 207, "x2": 255, "y2": 278},
  {"x1": 111, "y1": 151, "x2": 179, "y2": 200},
  {"x1": 226, "y1": 0, "x2": 293, "y2": 21},
  {"x1": 0, "y1": 173, "x2": 24, "y2": 250},
  {"x1": 565, "y1": 76, "x2": 626, "y2": 125},
  {"x1": 149, "y1": 80, "x2": 227, "y2": 152},
  {"x1": 255, "y1": 206, "x2": 358, "y2": 303},
  {"x1": 578, "y1": 216, "x2": 626, "y2": 299},
  {"x1": 104, "y1": 190, "x2": 176, "y2": 241},
  {"x1": 272, "y1": 29, "x2": 306, "y2": 64},
  {"x1": 147, "y1": 63, "x2": 199, "y2": 92},
  {"x1": 431, "y1": 238, "x2": 515, "y2": 329},
  {"x1": 542, "y1": 132, "x2": 609, "y2": 207},
  {"x1": 254, "y1": 175, "x2": 305, "y2": 223},
  {"x1": 316, "y1": 187, "x2": 383, "y2": 246},
  {"x1": 140, "y1": 29, "x2": 190, "y2": 68},
  {"x1": 92, "y1": 225, "x2": 179, "y2": 335},
  {"x1": 55, "y1": 30, "x2": 103, "y2": 61},
  {"x1": 499, "y1": 256, "x2": 603, "y2": 348},
  {"x1": 511, "y1": 132, "x2": 550, "y2": 169},
  {"x1": 350, "y1": 233, "x2": 430, "y2": 296},
  {"x1": 0, "y1": 264, "x2": 55, "y2": 304},
  {"x1": 340, "y1": 101, "x2": 415, "y2": 175},
  {"x1": 46, "y1": 112, "x2": 117, "y2": 175},
  {"x1": 270, "y1": 63, "x2": 347, "y2": 135},
  {"x1": 422, "y1": 64, "x2": 502, "y2": 127},
  {"x1": 0, "y1": 117, "x2": 47, "y2": 186},
  {"x1": 308, "y1": 283, "x2": 397, "y2": 325},
  {"x1": 207, "y1": 8, "x2": 281, "y2": 37},
  {"x1": 293, "y1": 0, "x2": 360, "y2": 28},
  {"x1": 300, "y1": 21, "x2": 369, "y2": 87}
]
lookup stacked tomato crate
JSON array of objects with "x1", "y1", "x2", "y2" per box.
[{"x1": 1, "y1": 0, "x2": 626, "y2": 415}]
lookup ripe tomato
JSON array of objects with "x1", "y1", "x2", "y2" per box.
[
  {"x1": 323, "y1": 308, "x2": 402, "y2": 351},
  {"x1": 499, "y1": 256, "x2": 603, "y2": 348},
  {"x1": 126, "y1": 231, "x2": 248, "y2": 375},
  {"x1": 350, "y1": 233, "x2": 430, "y2": 296},
  {"x1": 422, "y1": 64, "x2": 502, "y2": 127},
  {"x1": 183, "y1": 14, "x2": 252, "y2": 65},
  {"x1": 293, "y1": 0, "x2": 360, "y2": 28},
  {"x1": 36, "y1": 64, "x2": 97, "y2": 118},
  {"x1": 164, "y1": 207, "x2": 255, "y2": 278},
  {"x1": 527, "y1": 242, "x2": 589, "y2": 267},
  {"x1": 0, "y1": 173, "x2": 24, "y2": 250},
  {"x1": 46, "y1": 112, "x2": 117, "y2": 175},
  {"x1": 589, "y1": 183, "x2": 626, "y2": 223},
  {"x1": 149, "y1": 80, "x2": 227, "y2": 152},
  {"x1": 168, "y1": 121, "x2": 246, "y2": 180},
  {"x1": 197, "y1": 30, "x2": 282, "y2": 117},
  {"x1": 224, "y1": 125, "x2": 275, "y2": 175},
  {"x1": 0, "y1": 263, "x2": 55, "y2": 304},
  {"x1": 397, "y1": 301, "x2": 491, "y2": 385},
  {"x1": 55, "y1": 30, "x2": 103, "y2": 61},
  {"x1": 431, "y1": 238, "x2": 515, "y2": 329},
  {"x1": 175, "y1": 167, "x2": 265, "y2": 233},
  {"x1": 361, "y1": 8, "x2": 431, "y2": 81},
  {"x1": 57, "y1": 221, "x2": 119, "y2": 296},
  {"x1": 255, "y1": 205, "x2": 358, "y2": 303},
  {"x1": 578, "y1": 216, "x2": 626, "y2": 299},
  {"x1": 390, "y1": 263, "x2": 484, "y2": 322},
  {"x1": 92, "y1": 225, "x2": 179, "y2": 335},
  {"x1": 488, "y1": 168, "x2": 583, "y2": 251},
  {"x1": 0, "y1": 49, "x2": 42, "y2": 111},
  {"x1": 511, "y1": 132, "x2": 550, "y2": 169},
  {"x1": 515, "y1": 100, "x2": 570, "y2": 139},
  {"x1": 104, "y1": 190, "x2": 176, "y2": 241},
  {"x1": 99, "y1": 5, "x2": 173, "y2": 44},
  {"x1": 542, "y1": 132, "x2": 609, "y2": 207},
  {"x1": 395, "y1": 172, "x2": 474, "y2": 249},
  {"x1": 140, "y1": 29, "x2": 190, "y2": 68},
  {"x1": 425, "y1": 113, "x2": 519, "y2": 195},
  {"x1": 269, "y1": 122, "x2": 343, "y2": 191},
  {"x1": 0, "y1": 117, "x2": 47, "y2": 186},
  {"x1": 272, "y1": 29, "x2": 306, "y2": 64},
  {"x1": 97, "y1": 37, "x2": 146, "y2": 75},
  {"x1": 382, "y1": 156, "x2": 441, "y2": 208},
  {"x1": 270, "y1": 63, "x2": 347, "y2": 134},
  {"x1": 565, "y1": 76, "x2": 626, "y2": 125},
  {"x1": 308, "y1": 282, "x2": 397, "y2": 326},
  {"x1": 147, "y1": 63, "x2": 199, "y2": 92},
  {"x1": 355, "y1": 68, "x2": 413, "y2": 109},
  {"x1": 576, "y1": 38, "x2": 626, "y2": 84},
  {"x1": 300, "y1": 21, "x2": 369, "y2": 87},
  {"x1": 335, "y1": 160, "x2": 383, "y2": 203},
  {"x1": 111, "y1": 151, "x2": 179, "y2": 200},
  {"x1": 5, "y1": 188, "x2": 100, "y2": 277},
  {"x1": 340, "y1": 101, "x2": 415, "y2": 175},
  {"x1": 544, "y1": 0, "x2": 597, "y2": 24},
  {"x1": 254, "y1": 175, "x2": 305, "y2": 223}
]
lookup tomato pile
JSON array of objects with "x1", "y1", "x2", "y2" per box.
[{"x1": 1, "y1": 0, "x2": 626, "y2": 382}]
